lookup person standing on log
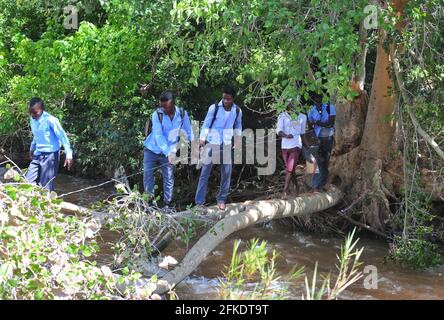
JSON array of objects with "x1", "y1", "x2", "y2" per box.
[
  {"x1": 25, "y1": 97, "x2": 74, "y2": 191},
  {"x1": 276, "y1": 98, "x2": 308, "y2": 199},
  {"x1": 195, "y1": 87, "x2": 242, "y2": 211},
  {"x1": 307, "y1": 93, "x2": 336, "y2": 192},
  {"x1": 143, "y1": 91, "x2": 193, "y2": 209}
]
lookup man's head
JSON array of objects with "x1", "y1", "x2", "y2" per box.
[
  {"x1": 286, "y1": 99, "x2": 294, "y2": 111},
  {"x1": 159, "y1": 91, "x2": 175, "y2": 113},
  {"x1": 286, "y1": 96, "x2": 301, "y2": 112},
  {"x1": 29, "y1": 97, "x2": 45, "y2": 120},
  {"x1": 311, "y1": 93, "x2": 323, "y2": 109},
  {"x1": 222, "y1": 86, "x2": 236, "y2": 108}
]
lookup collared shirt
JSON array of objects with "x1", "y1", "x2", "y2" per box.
[
  {"x1": 308, "y1": 104, "x2": 336, "y2": 138},
  {"x1": 30, "y1": 111, "x2": 73, "y2": 159},
  {"x1": 199, "y1": 101, "x2": 242, "y2": 145},
  {"x1": 276, "y1": 112, "x2": 307, "y2": 149},
  {"x1": 144, "y1": 106, "x2": 193, "y2": 156}
]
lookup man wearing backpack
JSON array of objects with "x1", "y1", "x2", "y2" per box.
[
  {"x1": 195, "y1": 87, "x2": 242, "y2": 210},
  {"x1": 307, "y1": 93, "x2": 336, "y2": 192},
  {"x1": 143, "y1": 91, "x2": 192, "y2": 208}
]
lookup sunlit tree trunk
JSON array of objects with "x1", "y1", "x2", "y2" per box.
[{"x1": 330, "y1": 0, "x2": 410, "y2": 231}]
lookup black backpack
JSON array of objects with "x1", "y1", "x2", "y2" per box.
[{"x1": 145, "y1": 107, "x2": 185, "y2": 139}]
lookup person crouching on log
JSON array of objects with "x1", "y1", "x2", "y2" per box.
[
  {"x1": 307, "y1": 93, "x2": 336, "y2": 193},
  {"x1": 143, "y1": 91, "x2": 193, "y2": 210},
  {"x1": 276, "y1": 98, "x2": 308, "y2": 200},
  {"x1": 25, "y1": 97, "x2": 74, "y2": 191},
  {"x1": 195, "y1": 86, "x2": 242, "y2": 211}
]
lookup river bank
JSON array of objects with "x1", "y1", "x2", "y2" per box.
[{"x1": 53, "y1": 173, "x2": 444, "y2": 300}]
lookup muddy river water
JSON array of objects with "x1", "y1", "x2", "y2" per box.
[{"x1": 55, "y1": 174, "x2": 444, "y2": 300}]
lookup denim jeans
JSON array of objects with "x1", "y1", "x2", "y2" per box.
[
  {"x1": 143, "y1": 148, "x2": 174, "y2": 204},
  {"x1": 195, "y1": 143, "x2": 233, "y2": 205},
  {"x1": 312, "y1": 136, "x2": 333, "y2": 189},
  {"x1": 25, "y1": 150, "x2": 60, "y2": 191}
]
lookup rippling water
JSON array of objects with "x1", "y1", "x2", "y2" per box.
[{"x1": 53, "y1": 174, "x2": 444, "y2": 300}]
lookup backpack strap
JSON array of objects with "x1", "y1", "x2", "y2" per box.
[
  {"x1": 233, "y1": 106, "x2": 240, "y2": 129},
  {"x1": 144, "y1": 108, "x2": 163, "y2": 138},
  {"x1": 144, "y1": 118, "x2": 150, "y2": 138},
  {"x1": 205, "y1": 102, "x2": 240, "y2": 142},
  {"x1": 200, "y1": 102, "x2": 219, "y2": 143},
  {"x1": 177, "y1": 107, "x2": 186, "y2": 143},
  {"x1": 209, "y1": 101, "x2": 220, "y2": 130},
  {"x1": 157, "y1": 109, "x2": 163, "y2": 124}
]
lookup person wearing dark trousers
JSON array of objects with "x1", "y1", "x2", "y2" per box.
[
  {"x1": 25, "y1": 97, "x2": 74, "y2": 191},
  {"x1": 307, "y1": 93, "x2": 336, "y2": 192},
  {"x1": 143, "y1": 91, "x2": 193, "y2": 209},
  {"x1": 195, "y1": 87, "x2": 242, "y2": 211}
]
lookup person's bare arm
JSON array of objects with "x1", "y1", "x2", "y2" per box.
[
  {"x1": 328, "y1": 115, "x2": 336, "y2": 127},
  {"x1": 301, "y1": 133, "x2": 309, "y2": 147}
]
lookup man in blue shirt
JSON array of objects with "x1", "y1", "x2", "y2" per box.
[
  {"x1": 143, "y1": 91, "x2": 193, "y2": 208},
  {"x1": 307, "y1": 93, "x2": 336, "y2": 192},
  {"x1": 195, "y1": 87, "x2": 242, "y2": 210},
  {"x1": 25, "y1": 97, "x2": 74, "y2": 191}
]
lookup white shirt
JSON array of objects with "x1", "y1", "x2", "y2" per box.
[
  {"x1": 200, "y1": 103, "x2": 242, "y2": 145},
  {"x1": 276, "y1": 112, "x2": 307, "y2": 149},
  {"x1": 223, "y1": 109, "x2": 231, "y2": 125}
]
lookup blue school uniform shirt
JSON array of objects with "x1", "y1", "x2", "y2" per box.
[
  {"x1": 144, "y1": 106, "x2": 193, "y2": 156},
  {"x1": 30, "y1": 111, "x2": 73, "y2": 159},
  {"x1": 199, "y1": 101, "x2": 242, "y2": 145},
  {"x1": 308, "y1": 104, "x2": 336, "y2": 138}
]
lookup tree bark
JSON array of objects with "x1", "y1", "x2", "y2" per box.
[
  {"x1": 329, "y1": 0, "x2": 410, "y2": 232},
  {"x1": 152, "y1": 186, "x2": 343, "y2": 295},
  {"x1": 60, "y1": 187, "x2": 343, "y2": 297}
]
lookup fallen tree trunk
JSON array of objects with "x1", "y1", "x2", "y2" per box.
[
  {"x1": 152, "y1": 186, "x2": 343, "y2": 295},
  {"x1": 60, "y1": 187, "x2": 343, "y2": 297}
]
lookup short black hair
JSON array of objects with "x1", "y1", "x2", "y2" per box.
[
  {"x1": 223, "y1": 86, "x2": 236, "y2": 98},
  {"x1": 29, "y1": 97, "x2": 45, "y2": 110},
  {"x1": 309, "y1": 91, "x2": 323, "y2": 103},
  {"x1": 159, "y1": 91, "x2": 175, "y2": 102}
]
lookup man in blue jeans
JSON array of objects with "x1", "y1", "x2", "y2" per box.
[
  {"x1": 195, "y1": 87, "x2": 242, "y2": 210},
  {"x1": 143, "y1": 91, "x2": 192, "y2": 208},
  {"x1": 308, "y1": 93, "x2": 336, "y2": 192},
  {"x1": 25, "y1": 97, "x2": 74, "y2": 191}
]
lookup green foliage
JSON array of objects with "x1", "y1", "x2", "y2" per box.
[
  {"x1": 399, "y1": 1, "x2": 444, "y2": 158},
  {"x1": 0, "y1": 1, "x2": 442, "y2": 275},
  {"x1": 219, "y1": 238, "x2": 304, "y2": 300},
  {"x1": 390, "y1": 234, "x2": 442, "y2": 270},
  {"x1": 220, "y1": 229, "x2": 364, "y2": 300},
  {"x1": 0, "y1": 181, "x2": 139, "y2": 299},
  {"x1": 388, "y1": 101, "x2": 443, "y2": 270},
  {"x1": 388, "y1": 1, "x2": 444, "y2": 268},
  {"x1": 0, "y1": 0, "x2": 371, "y2": 171},
  {"x1": 304, "y1": 228, "x2": 363, "y2": 300},
  {"x1": 389, "y1": 176, "x2": 442, "y2": 270},
  {"x1": 101, "y1": 184, "x2": 200, "y2": 269}
]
